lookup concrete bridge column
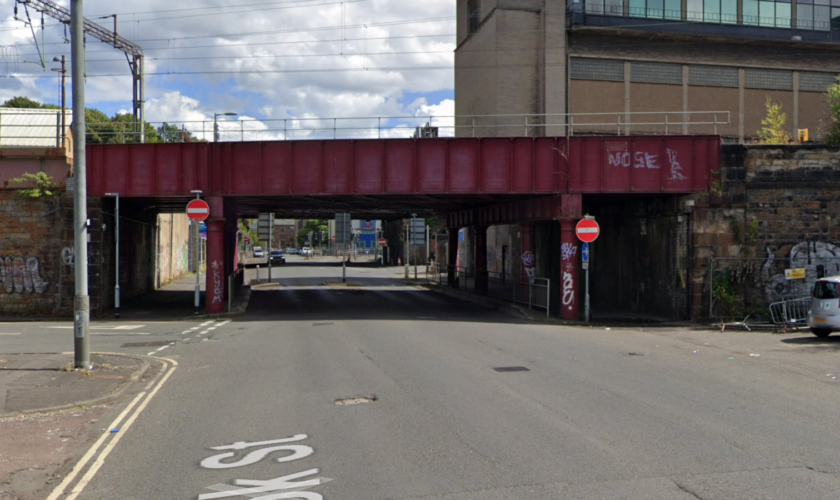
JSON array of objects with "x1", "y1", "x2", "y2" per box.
[
  {"x1": 447, "y1": 227, "x2": 460, "y2": 288},
  {"x1": 559, "y1": 219, "x2": 579, "y2": 321},
  {"x1": 475, "y1": 225, "x2": 489, "y2": 293},
  {"x1": 205, "y1": 196, "x2": 226, "y2": 314}
]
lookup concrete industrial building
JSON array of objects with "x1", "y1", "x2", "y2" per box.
[{"x1": 455, "y1": 0, "x2": 840, "y2": 142}]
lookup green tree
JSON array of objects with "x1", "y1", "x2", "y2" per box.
[
  {"x1": 2, "y1": 96, "x2": 51, "y2": 108},
  {"x1": 297, "y1": 219, "x2": 328, "y2": 247},
  {"x1": 157, "y1": 122, "x2": 201, "y2": 143},
  {"x1": 826, "y1": 77, "x2": 840, "y2": 145},
  {"x1": 757, "y1": 97, "x2": 792, "y2": 144},
  {"x1": 110, "y1": 113, "x2": 160, "y2": 144},
  {"x1": 8, "y1": 171, "x2": 61, "y2": 198}
]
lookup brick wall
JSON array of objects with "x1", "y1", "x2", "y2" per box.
[
  {"x1": 689, "y1": 144, "x2": 840, "y2": 318},
  {"x1": 0, "y1": 190, "x2": 104, "y2": 317}
]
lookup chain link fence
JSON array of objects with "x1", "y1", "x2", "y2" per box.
[{"x1": 706, "y1": 254, "x2": 840, "y2": 325}]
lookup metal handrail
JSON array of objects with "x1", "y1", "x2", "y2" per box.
[{"x1": 0, "y1": 109, "x2": 731, "y2": 144}]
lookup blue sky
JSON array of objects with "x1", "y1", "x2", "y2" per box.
[{"x1": 0, "y1": 0, "x2": 456, "y2": 138}]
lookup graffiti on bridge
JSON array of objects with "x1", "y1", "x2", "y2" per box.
[
  {"x1": 521, "y1": 251, "x2": 535, "y2": 283},
  {"x1": 607, "y1": 146, "x2": 686, "y2": 182},
  {"x1": 562, "y1": 267, "x2": 574, "y2": 311},
  {"x1": 211, "y1": 260, "x2": 224, "y2": 304},
  {"x1": 560, "y1": 243, "x2": 577, "y2": 262},
  {"x1": 0, "y1": 256, "x2": 50, "y2": 294}
]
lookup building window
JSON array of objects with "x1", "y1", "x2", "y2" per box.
[
  {"x1": 800, "y1": 71, "x2": 840, "y2": 92},
  {"x1": 743, "y1": 0, "x2": 792, "y2": 28},
  {"x1": 744, "y1": 68, "x2": 793, "y2": 90},
  {"x1": 584, "y1": 0, "x2": 625, "y2": 15},
  {"x1": 570, "y1": 58, "x2": 625, "y2": 82},
  {"x1": 467, "y1": 0, "x2": 480, "y2": 34},
  {"x1": 630, "y1": 0, "x2": 682, "y2": 19},
  {"x1": 689, "y1": 65, "x2": 739, "y2": 87},
  {"x1": 631, "y1": 61, "x2": 683, "y2": 84}
]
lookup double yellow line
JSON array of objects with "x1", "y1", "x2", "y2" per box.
[{"x1": 46, "y1": 356, "x2": 178, "y2": 500}]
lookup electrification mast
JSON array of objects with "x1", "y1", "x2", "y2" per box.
[{"x1": 15, "y1": 0, "x2": 145, "y2": 142}]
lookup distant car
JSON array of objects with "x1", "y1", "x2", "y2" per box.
[
  {"x1": 253, "y1": 247, "x2": 264, "y2": 258},
  {"x1": 808, "y1": 276, "x2": 840, "y2": 337},
  {"x1": 300, "y1": 247, "x2": 312, "y2": 256},
  {"x1": 269, "y1": 250, "x2": 286, "y2": 265},
  {"x1": 288, "y1": 248, "x2": 299, "y2": 255}
]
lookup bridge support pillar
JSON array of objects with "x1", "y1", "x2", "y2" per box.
[
  {"x1": 556, "y1": 194, "x2": 582, "y2": 321},
  {"x1": 205, "y1": 196, "x2": 226, "y2": 315},
  {"x1": 559, "y1": 219, "x2": 580, "y2": 321},
  {"x1": 520, "y1": 222, "x2": 536, "y2": 283},
  {"x1": 447, "y1": 227, "x2": 459, "y2": 288},
  {"x1": 475, "y1": 225, "x2": 489, "y2": 293}
]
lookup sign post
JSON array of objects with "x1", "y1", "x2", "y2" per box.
[
  {"x1": 187, "y1": 195, "x2": 209, "y2": 315},
  {"x1": 576, "y1": 218, "x2": 600, "y2": 324}
]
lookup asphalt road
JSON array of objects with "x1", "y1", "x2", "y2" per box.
[{"x1": 10, "y1": 262, "x2": 840, "y2": 499}]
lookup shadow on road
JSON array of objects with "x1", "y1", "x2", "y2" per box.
[{"x1": 781, "y1": 335, "x2": 840, "y2": 351}]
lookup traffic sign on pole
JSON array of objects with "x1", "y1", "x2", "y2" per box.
[
  {"x1": 581, "y1": 242, "x2": 589, "y2": 270},
  {"x1": 575, "y1": 219, "x2": 600, "y2": 243},
  {"x1": 186, "y1": 199, "x2": 210, "y2": 222},
  {"x1": 378, "y1": 238, "x2": 387, "y2": 246}
]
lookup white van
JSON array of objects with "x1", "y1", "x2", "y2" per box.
[
  {"x1": 253, "y1": 246, "x2": 264, "y2": 258},
  {"x1": 807, "y1": 276, "x2": 840, "y2": 337}
]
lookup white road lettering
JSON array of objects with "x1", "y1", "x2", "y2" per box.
[
  {"x1": 201, "y1": 445, "x2": 314, "y2": 469},
  {"x1": 211, "y1": 435, "x2": 308, "y2": 451},
  {"x1": 199, "y1": 469, "x2": 325, "y2": 500}
]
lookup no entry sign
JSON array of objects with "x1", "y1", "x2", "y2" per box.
[
  {"x1": 379, "y1": 238, "x2": 387, "y2": 246},
  {"x1": 186, "y1": 199, "x2": 210, "y2": 222},
  {"x1": 575, "y1": 219, "x2": 600, "y2": 243}
]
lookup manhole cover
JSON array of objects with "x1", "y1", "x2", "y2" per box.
[
  {"x1": 121, "y1": 341, "x2": 171, "y2": 348},
  {"x1": 335, "y1": 395, "x2": 377, "y2": 405},
  {"x1": 313, "y1": 322, "x2": 334, "y2": 327},
  {"x1": 493, "y1": 366, "x2": 530, "y2": 372},
  {"x1": 626, "y1": 352, "x2": 644, "y2": 356}
]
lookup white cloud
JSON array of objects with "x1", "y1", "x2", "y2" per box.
[{"x1": 0, "y1": 0, "x2": 456, "y2": 129}]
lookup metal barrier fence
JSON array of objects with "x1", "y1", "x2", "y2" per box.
[
  {"x1": 706, "y1": 255, "x2": 840, "y2": 321},
  {"x1": 0, "y1": 111, "x2": 731, "y2": 145},
  {"x1": 769, "y1": 297, "x2": 811, "y2": 330},
  {"x1": 425, "y1": 264, "x2": 550, "y2": 317}
]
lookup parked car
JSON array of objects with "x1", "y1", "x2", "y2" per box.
[
  {"x1": 269, "y1": 250, "x2": 286, "y2": 265},
  {"x1": 253, "y1": 246, "x2": 265, "y2": 258},
  {"x1": 300, "y1": 247, "x2": 312, "y2": 256},
  {"x1": 287, "y1": 248, "x2": 299, "y2": 255},
  {"x1": 807, "y1": 276, "x2": 840, "y2": 337}
]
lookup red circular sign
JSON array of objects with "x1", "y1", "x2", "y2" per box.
[
  {"x1": 186, "y1": 199, "x2": 210, "y2": 222},
  {"x1": 575, "y1": 219, "x2": 600, "y2": 243},
  {"x1": 378, "y1": 238, "x2": 387, "y2": 246}
]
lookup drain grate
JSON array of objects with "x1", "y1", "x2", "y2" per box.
[
  {"x1": 493, "y1": 366, "x2": 530, "y2": 372},
  {"x1": 121, "y1": 341, "x2": 171, "y2": 348},
  {"x1": 335, "y1": 395, "x2": 377, "y2": 405}
]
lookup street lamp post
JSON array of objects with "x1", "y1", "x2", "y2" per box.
[
  {"x1": 51, "y1": 56, "x2": 66, "y2": 148},
  {"x1": 104, "y1": 193, "x2": 120, "y2": 318},
  {"x1": 214, "y1": 112, "x2": 237, "y2": 142},
  {"x1": 191, "y1": 190, "x2": 203, "y2": 315}
]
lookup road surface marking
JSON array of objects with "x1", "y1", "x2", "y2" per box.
[
  {"x1": 199, "y1": 434, "x2": 328, "y2": 499},
  {"x1": 61, "y1": 358, "x2": 178, "y2": 500},
  {"x1": 0, "y1": 332, "x2": 21, "y2": 335},
  {"x1": 147, "y1": 342, "x2": 175, "y2": 356},
  {"x1": 44, "y1": 386, "x2": 149, "y2": 500},
  {"x1": 46, "y1": 325, "x2": 146, "y2": 330}
]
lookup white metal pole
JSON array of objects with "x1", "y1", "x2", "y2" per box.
[{"x1": 192, "y1": 191, "x2": 202, "y2": 315}]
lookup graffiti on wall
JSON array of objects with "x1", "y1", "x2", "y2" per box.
[
  {"x1": 62, "y1": 247, "x2": 74, "y2": 267},
  {"x1": 763, "y1": 241, "x2": 840, "y2": 302},
  {"x1": 211, "y1": 260, "x2": 224, "y2": 304},
  {"x1": 521, "y1": 251, "x2": 535, "y2": 283},
  {"x1": 560, "y1": 243, "x2": 577, "y2": 262},
  {"x1": 0, "y1": 256, "x2": 50, "y2": 294}
]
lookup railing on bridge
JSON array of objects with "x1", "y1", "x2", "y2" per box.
[
  {"x1": 0, "y1": 111, "x2": 730, "y2": 145},
  {"x1": 426, "y1": 264, "x2": 551, "y2": 317}
]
